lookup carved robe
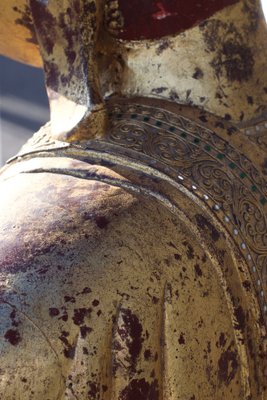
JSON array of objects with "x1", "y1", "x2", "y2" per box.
[{"x1": 0, "y1": 1, "x2": 266, "y2": 399}]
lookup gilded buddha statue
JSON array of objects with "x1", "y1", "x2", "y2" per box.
[{"x1": 0, "y1": 1, "x2": 267, "y2": 399}]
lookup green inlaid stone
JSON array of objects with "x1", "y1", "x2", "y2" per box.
[
  {"x1": 169, "y1": 126, "x2": 176, "y2": 132},
  {"x1": 239, "y1": 172, "x2": 246, "y2": 179},
  {"x1": 260, "y1": 197, "x2": 267, "y2": 206},
  {"x1": 194, "y1": 138, "x2": 200, "y2": 144},
  {"x1": 181, "y1": 132, "x2": 187, "y2": 138},
  {"x1": 217, "y1": 153, "x2": 225, "y2": 160},
  {"x1": 229, "y1": 162, "x2": 236, "y2": 169},
  {"x1": 143, "y1": 116, "x2": 150, "y2": 122},
  {"x1": 251, "y1": 185, "x2": 257, "y2": 192},
  {"x1": 156, "y1": 120, "x2": 162, "y2": 126},
  {"x1": 131, "y1": 114, "x2": 137, "y2": 119},
  {"x1": 204, "y1": 145, "x2": 211, "y2": 151}
]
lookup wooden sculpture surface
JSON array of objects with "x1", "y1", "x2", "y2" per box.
[{"x1": 0, "y1": 1, "x2": 267, "y2": 399}]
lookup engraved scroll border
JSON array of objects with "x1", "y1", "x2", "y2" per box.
[
  {"x1": 105, "y1": 103, "x2": 267, "y2": 319},
  {"x1": 6, "y1": 101, "x2": 267, "y2": 321}
]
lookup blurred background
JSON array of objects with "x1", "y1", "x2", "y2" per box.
[
  {"x1": 0, "y1": 55, "x2": 49, "y2": 166},
  {"x1": 0, "y1": 1, "x2": 267, "y2": 167}
]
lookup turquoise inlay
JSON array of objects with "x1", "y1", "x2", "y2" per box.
[
  {"x1": 240, "y1": 172, "x2": 246, "y2": 179},
  {"x1": 204, "y1": 145, "x2": 211, "y2": 151},
  {"x1": 260, "y1": 197, "x2": 267, "y2": 206},
  {"x1": 216, "y1": 153, "x2": 225, "y2": 160},
  {"x1": 251, "y1": 185, "x2": 257, "y2": 192},
  {"x1": 229, "y1": 162, "x2": 236, "y2": 169},
  {"x1": 143, "y1": 116, "x2": 150, "y2": 122},
  {"x1": 156, "y1": 121, "x2": 162, "y2": 126},
  {"x1": 194, "y1": 138, "x2": 200, "y2": 144},
  {"x1": 181, "y1": 132, "x2": 187, "y2": 138},
  {"x1": 131, "y1": 114, "x2": 137, "y2": 119},
  {"x1": 169, "y1": 126, "x2": 176, "y2": 132}
]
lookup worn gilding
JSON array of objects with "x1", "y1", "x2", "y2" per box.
[{"x1": 0, "y1": 1, "x2": 267, "y2": 399}]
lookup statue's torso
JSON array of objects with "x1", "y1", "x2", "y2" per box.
[
  {"x1": 0, "y1": 99, "x2": 266, "y2": 399},
  {"x1": 0, "y1": 161, "x2": 253, "y2": 400}
]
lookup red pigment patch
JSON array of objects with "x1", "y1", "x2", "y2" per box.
[
  {"x1": 119, "y1": 378, "x2": 159, "y2": 400},
  {"x1": 4, "y1": 329, "x2": 22, "y2": 346},
  {"x1": 108, "y1": 0, "x2": 238, "y2": 40},
  {"x1": 217, "y1": 346, "x2": 239, "y2": 385},
  {"x1": 72, "y1": 307, "x2": 92, "y2": 325}
]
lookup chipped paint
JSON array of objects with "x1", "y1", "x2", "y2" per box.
[{"x1": 0, "y1": 1, "x2": 267, "y2": 399}]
